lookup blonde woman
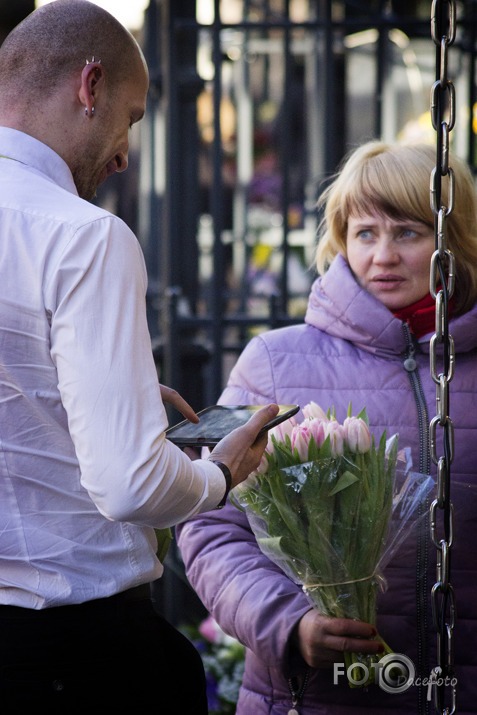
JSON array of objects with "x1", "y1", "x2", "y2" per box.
[{"x1": 178, "y1": 142, "x2": 477, "y2": 714}]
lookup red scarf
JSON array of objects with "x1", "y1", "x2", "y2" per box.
[{"x1": 393, "y1": 293, "x2": 454, "y2": 339}]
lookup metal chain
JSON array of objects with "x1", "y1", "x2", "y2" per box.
[{"x1": 429, "y1": 2, "x2": 457, "y2": 713}]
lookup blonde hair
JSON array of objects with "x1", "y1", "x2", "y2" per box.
[{"x1": 315, "y1": 141, "x2": 477, "y2": 315}]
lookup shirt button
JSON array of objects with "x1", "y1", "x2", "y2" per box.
[{"x1": 52, "y1": 679, "x2": 64, "y2": 692}]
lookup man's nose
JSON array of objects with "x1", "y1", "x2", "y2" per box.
[{"x1": 115, "y1": 151, "x2": 128, "y2": 173}]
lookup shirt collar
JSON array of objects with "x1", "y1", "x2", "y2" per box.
[{"x1": 0, "y1": 127, "x2": 78, "y2": 196}]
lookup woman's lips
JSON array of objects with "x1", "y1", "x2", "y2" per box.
[{"x1": 371, "y1": 275, "x2": 405, "y2": 290}]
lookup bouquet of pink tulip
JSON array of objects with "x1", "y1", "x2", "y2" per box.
[{"x1": 232, "y1": 402, "x2": 433, "y2": 687}]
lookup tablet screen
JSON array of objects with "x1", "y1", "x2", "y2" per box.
[{"x1": 166, "y1": 404, "x2": 299, "y2": 448}]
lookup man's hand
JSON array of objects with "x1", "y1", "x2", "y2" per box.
[
  {"x1": 159, "y1": 384, "x2": 199, "y2": 424},
  {"x1": 209, "y1": 403, "x2": 279, "y2": 489},
  {"x1": 294, "y1": 609, "x2": 383, "y2": 669}
]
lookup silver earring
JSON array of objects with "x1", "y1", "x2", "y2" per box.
[{"x1": 84, "y1": 106, "x2": 95, "y2": 117}]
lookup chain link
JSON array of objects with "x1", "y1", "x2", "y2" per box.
[{"x1": 429, "y1": 2, "x2": 457, "y2": 713}]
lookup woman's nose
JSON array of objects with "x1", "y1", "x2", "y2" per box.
[{"x1": 373, "y1": 237, "x2": 399, "y2": 264}]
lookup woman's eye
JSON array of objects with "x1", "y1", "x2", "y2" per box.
[
  {"x1": 357, "y1": 230, "x2": 373, "y2": 240},
  {"x1": 400, "y1": 229, "x2": 418, "y2": 239}
]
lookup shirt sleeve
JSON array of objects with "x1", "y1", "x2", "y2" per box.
[{"x1": 47, "y1": 215, "x2": 225, "y2": 527}]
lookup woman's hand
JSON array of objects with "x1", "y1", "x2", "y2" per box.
[{"x1": 294, "y1": 609, "x2": 383, "y2": 669}]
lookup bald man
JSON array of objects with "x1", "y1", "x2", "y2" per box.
[{"x1": 0, "y1": 1, "x2": 277, "y2": 712}]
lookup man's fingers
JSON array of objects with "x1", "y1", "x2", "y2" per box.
[
  {"x1": 235, "y1": 403, "x2": 279, "y2": 440},
  {"x1": 209, "y1": 404, "x2": 279, "y2": 489},
  {"x1": 183, "y1": 446, "x2": 200, "y2": 461},
  {"x1": 159, "y1": 384, "x2": 200, "y2": 423}
]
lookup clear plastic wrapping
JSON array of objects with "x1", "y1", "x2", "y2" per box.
[{"x1": 232, "y1": 405, "x2": 435, "y2": 685}]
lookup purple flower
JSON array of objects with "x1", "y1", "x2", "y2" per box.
[{"x1": 205, "y1": 673, "x2": 220, "y2": 712}]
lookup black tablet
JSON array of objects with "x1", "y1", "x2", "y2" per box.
[{"x1": 165, "y1": 404, "x2": 299, "y2": 448}]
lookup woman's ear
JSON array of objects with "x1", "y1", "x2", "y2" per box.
[{"x1": 78, "y1": 60, "x2": 104, "y2": 117}]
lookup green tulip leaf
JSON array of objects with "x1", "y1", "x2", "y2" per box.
[{"x1": 328, "y1": 470, "x2": 359, "y2": 496}]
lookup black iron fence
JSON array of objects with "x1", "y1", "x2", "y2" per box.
[{"x1": 138, "y1": 0, "x2": 477, "y2": 431}]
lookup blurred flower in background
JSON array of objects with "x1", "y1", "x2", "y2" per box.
[{"x1": 183, "y1": 615, "x2": 246, "y2": 714}]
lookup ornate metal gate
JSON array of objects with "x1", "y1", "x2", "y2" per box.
[{"x1": 139, "y1": 0, "x2": 477, "y2": 426}]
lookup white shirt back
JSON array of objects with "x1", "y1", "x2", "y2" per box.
[{"x1": 0, "y1": 128, "x2": 223, "y2": 608}]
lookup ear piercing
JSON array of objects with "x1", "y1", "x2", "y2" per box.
[{"x1": 84, "y1": 57, "x2": 101, "y2": 116}]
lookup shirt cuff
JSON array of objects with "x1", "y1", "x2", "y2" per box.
[{"x1": 194, "y1": 458, "x2": 230, "y2": 512}]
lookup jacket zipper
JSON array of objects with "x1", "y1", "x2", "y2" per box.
[
  {"x1": 402, "y1": 323, "x2": 431, "y2": 715},
  {"x1": 288, "y1": 669, "x2": 310, "y2": 714}
]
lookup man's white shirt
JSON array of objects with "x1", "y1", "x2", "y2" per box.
[{"x1": 0, "y1": 127, "x2": 224, "y2": 608}]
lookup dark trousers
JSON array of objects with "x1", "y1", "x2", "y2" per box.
[{"x1": 0, "y1": 587, "x2": 207, "y2": 714}]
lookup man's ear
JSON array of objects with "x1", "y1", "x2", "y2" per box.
[{"x1": 78, "y1": 61, "x2": 104, "y2": 117}]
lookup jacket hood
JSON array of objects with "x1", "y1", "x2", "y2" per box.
[
  {"x1": 305, "y1": 254, "x2": 407, "y2": 358},
  {"x1": 305, "y1": 254, "x2": 477, "y2": 357}
]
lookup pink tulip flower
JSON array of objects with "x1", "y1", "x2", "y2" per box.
[
  {"x1": 199, "y1": 615, "x2": 237, "y2": 646},
  {"x1": 302, "y1": 401, "x2": 329, "y2": 421},
  {"x1": 199, "y1": 615, "x2": 220, "y2": 643},
  {"x1": 270, "y1": 415, "x2": 297, "y2": 444},
  {"x1": 291, "y1": 423, "x2": 311, "y2": 462},
  {"x1": 343, "y1": 417, "x2": 372, "y2": 454},
  {"x1": 324, "y1": 419, "x2": 345, "y2": 456},
  {"x1": 308, "y1": 417, "x2": 327, "y2": 449}
]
